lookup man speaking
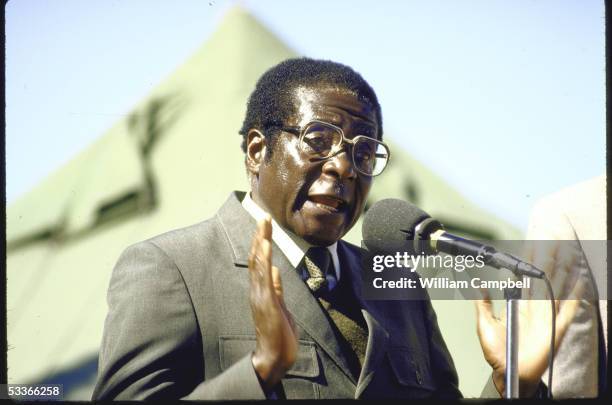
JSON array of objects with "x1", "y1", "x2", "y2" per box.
[{"x1": 92, "y1": 58, "x2": 578, "y2": 399}]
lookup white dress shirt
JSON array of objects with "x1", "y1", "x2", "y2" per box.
[{"x1": 242, "y1": 192, "x2": 340, "y2": 288}]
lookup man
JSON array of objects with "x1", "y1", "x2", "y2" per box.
[
  {"x1": 525, "y1": 174, "x2": 607, "y2": 397},
  {"x1": 93, "y1": 58, "x2": 578, "y2": 399}
]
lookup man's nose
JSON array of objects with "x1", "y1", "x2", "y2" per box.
[{"x1": 322, "y1": 150, "x2": 357, "y2": 180}]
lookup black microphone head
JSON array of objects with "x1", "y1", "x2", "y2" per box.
[{"x1": 362, "y1": 198, "x2": 431, "y2": 254}]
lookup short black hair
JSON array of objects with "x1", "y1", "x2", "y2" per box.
[{"x1": 239, "y1": 57, "x2": 383, "y2": 154}]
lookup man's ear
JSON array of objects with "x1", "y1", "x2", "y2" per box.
[{"x1": 246, "y1": 129, "x2": 266, "y2": 176}]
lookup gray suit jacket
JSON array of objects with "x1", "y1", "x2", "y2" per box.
[
  {"x1": 526, "y1": 174, "x2": 607, "y2": 397},
  {"x1": 92, "y1": 191, "x2": 463, "y2": 399}
]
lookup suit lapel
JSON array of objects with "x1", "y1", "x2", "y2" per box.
[
  {"x1": 271, "y1": 243, "x2": 359, "y2": 384},
  {"x1": 216, "y1": 192, "x2": 358, "y2": 384},
  {"x1": 336, "y1": 241, "x2": 390, "y2": 398}
]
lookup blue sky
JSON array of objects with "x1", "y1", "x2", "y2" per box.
[{"x1": 5, "y1": 0, "x2": 605, "y2": 230}]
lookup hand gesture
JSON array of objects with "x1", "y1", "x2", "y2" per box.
[
  {"x1": 248, "y1": 215, "x2": 298, "y2": 391},
  {"x1": 475, "y1": 241, "x2": 584, "y2": 397}
]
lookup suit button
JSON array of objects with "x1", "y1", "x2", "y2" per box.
[{"x1": 416, "y1": 369, "x2": 423, "y2": 385}]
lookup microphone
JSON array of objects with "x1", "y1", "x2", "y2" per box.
[{"x1": 362, "y1": 198, "x2": 544, "y2": 279}]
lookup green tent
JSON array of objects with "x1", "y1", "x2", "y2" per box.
[{"x1": 7, "y1": 7, "x2": 519, "y2": 399}]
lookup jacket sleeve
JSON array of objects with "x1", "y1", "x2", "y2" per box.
[
  {"x1": 524, "y1": 197, "x2": 601, "y2": 397},
  {"x1": 92, "y1": 241, "x2": 266, "y2": 400},
  {"x1": 421, "y1": 298, "x2": 463, "y2": 398},
  {"x1": 480, "y1": 373, "x2": 551, "y2": 398}
]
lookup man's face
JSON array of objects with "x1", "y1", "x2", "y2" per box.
[{"x1": 249, "y1": 85, "x2": 378, "y2": 246}]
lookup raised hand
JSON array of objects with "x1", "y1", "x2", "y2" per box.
[
  {"x1": 248, "y1": 215, "x2": 298, "y2": 392},
  {"x1": 474, "y1": 241, "x2": 584, "y2": 397}
]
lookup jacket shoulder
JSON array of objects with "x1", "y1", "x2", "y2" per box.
[
  {"x1": 120, "y1": 215, "x2": 231, "y2": 274},
  {"x1": 147, "y1": 216, "x2": 224, "y2": 251},
  {"x1": 338, "y1": 239, "x2": 367, "y2": 256}
]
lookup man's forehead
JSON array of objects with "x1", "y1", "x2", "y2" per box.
[{"x1": 290, "y1": 85, "x2": 377, "y2": 128}]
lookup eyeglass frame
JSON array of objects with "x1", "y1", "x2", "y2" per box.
[{"x1": 277, "y1": 119, "x2": 391, "y2": 177}]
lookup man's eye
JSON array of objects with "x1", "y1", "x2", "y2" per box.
[
  {"x1": 356, "y1": 151, "x2": 372, "y2": 160},
  {"x1": 355, "y1": 142, "x2": 374, "y2": 161},
  {"x1": 304, "y1": 134, "x2": 330, "y2": 152},
  {"x1": 355, "y1": 150, "x2": 373, "y2": 164}
]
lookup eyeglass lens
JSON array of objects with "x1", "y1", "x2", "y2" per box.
[{"x1": 301, "y1": 122, "x2": 388, "y2": 175}]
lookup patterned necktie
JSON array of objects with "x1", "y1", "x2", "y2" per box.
[
  {"x1": 302, "y1": 246, "x2": 367, "y2": 381},
  {"x1": 303, "y1": 247, "x2": 334, "y2": 294}
]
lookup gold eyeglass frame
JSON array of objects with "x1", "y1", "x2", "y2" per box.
[{"x1": 281, "y1": 119, "x2": 391, "y2": 177}]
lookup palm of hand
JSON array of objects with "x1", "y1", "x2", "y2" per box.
[{"x1": 475, "y1": 241, "x2": 583, "y2": 396}]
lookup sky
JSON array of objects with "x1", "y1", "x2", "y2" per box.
[{"x1": 5, "y1": 0, "x2": 605, "y2": 231}]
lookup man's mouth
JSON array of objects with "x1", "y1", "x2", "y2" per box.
[{"x1": 307, "y1": 195, "x2": 347, "y2": 212}]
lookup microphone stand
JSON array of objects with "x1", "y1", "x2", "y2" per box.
[
  {"x1": 504, "y1": 286, "x2": 522, "y2": 398},
  {"x1": 409, "y1": 221, "x2": 544, "y2": 397}
]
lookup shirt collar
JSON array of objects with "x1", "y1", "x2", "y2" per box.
[{"x1": 242, "y1": 192, "x2": 340, "y2": 281}]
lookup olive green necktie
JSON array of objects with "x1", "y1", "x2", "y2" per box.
[
  {"x1": 303, "y1": 247, "x2": 333, "y2": 293},
  {"x1": 301, "y1": 247, "x2": 367, "y2": 381}
]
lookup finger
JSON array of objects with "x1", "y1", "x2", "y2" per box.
[
  {"x1": 261, "y1": 214, "x2": 272, "y2": 241},
  {"x1": 271, "y1": 266, "x2": 289, "y2": 314},
  {"x1": 271, "y1": 265, "x2": 284, "y2": 298},
  {"x1": 272, "y1": 265, "x2": 298, "y2": 334},
  {"x1": 475, "y1": 288, "x2": 496, "y2": 324},
  {"x1": 475, "y1": 298, "x2": 500, "y2": 345},
  {"x1": 260, "y1": 216, "x2": 274, "y2": 289},
  {"x1": 249, "y1": 218, "x2": 273, "y2": 286},
  {"x1": 249, "y1": 219, "x2": 265, "y2": 270},
  {"x1": 260, "y1": 238, "x2": 274, "y2": 289}
]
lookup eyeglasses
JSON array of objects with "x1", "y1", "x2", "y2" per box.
[{"x1": 280, "y1": 120, "x2": 390, "y2": 176}]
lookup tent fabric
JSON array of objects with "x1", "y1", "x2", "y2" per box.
[
  {"x1": 8, "y1": 122, "x2": 147, "y2": 245},
  {"x1": 7, "y1": 6, "x2": 519, "y2": 398}
]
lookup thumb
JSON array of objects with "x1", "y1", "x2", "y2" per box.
[
  {"x1": 475, "y1": 288, "x2": 495, "y2": 324},
  {"x1": 474, "y1": 289, "x2": 502, "y2": 345},
  {"x1": 271, "y1": 265, "x2": 284, "y2": 299},
  {"x1": 271, "y1": 265, "x2": 290, "y2": 316},
  {"x1": 272, "y1": 265, "x2": 297, "y2": 334}
]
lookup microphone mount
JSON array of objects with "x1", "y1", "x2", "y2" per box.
[{"x1": 411, "y1": 218, "x2": 544, "y2": 279}]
